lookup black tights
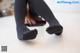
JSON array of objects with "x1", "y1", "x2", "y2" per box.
[{"x1": 14, "y1": 0, "x2": 62, "y2": 39}]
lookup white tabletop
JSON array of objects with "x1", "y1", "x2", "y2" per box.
[{"x1": 0, "y1": 9, "x2": 80, "y2": 53}]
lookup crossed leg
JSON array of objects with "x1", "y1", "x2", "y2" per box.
[
  {"x1": 14, "y1": 0, "x2": 38, "y2": 40},
  {"x1": 28, "y1": 0, "x2": 63, "y2": 35}
]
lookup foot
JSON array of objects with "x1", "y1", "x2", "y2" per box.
[
  {"x1": 46, "y1": 25, "x2": 63, "y2": 36},
  {"x1": 17, "y1": 29, "x2": 38, "y2": 40}
]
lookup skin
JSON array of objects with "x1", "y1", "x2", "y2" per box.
[{"x1": 24, "y1": 15, "x2": 36, "y2": 25}]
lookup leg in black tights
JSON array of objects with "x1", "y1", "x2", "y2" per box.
[
  {"x1": 14, "y1": 0, "x2": 37, "y2": 40},
  {"x1": 28, "y1": 0, "x2": 63, "y2": 35},
  {"x1": 25, "y1": 3, "x2": 46, "y2": 27}
]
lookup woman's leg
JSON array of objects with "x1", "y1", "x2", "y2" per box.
[
  {"x1": 14, "y1": 0, "x2": 37, "y2": 40},
  {"x1": 24, "y1": 3, "x2": 46, "y2": 27},
  {"x1": 28, "y1": 0, "x2": 63, "y2": 35}
]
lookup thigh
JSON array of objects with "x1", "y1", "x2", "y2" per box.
[{"x1": 28, "y1": 0, "x2": 52, "y2": 17}]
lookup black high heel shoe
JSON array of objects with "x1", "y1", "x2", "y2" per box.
[{"x1": 25, "y1": 16, "x2": 46, "y2": 27}]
